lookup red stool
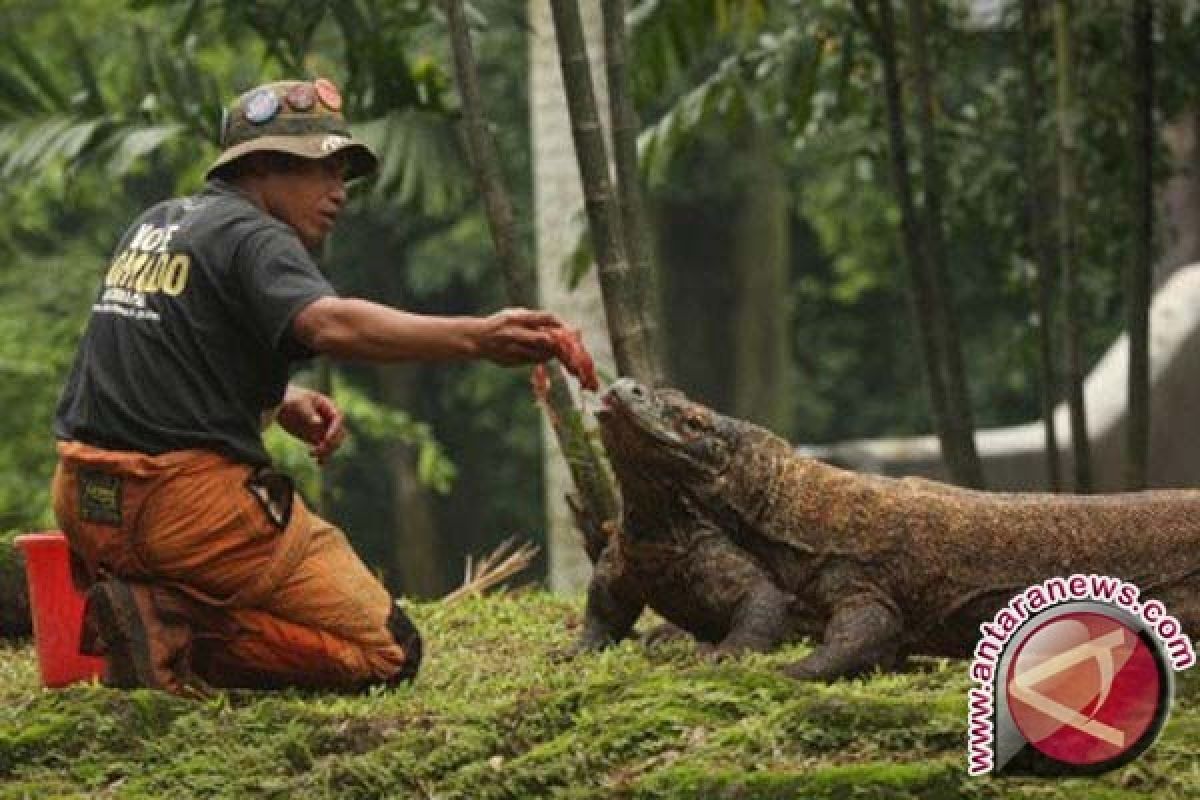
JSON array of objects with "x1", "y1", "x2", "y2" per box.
[{"x1": 13, "y1": 532, "x2": 104, "y2": 687}]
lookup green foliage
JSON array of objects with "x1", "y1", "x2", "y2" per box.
[
  {"x1": 0, "y1": 16, "x2": 233, "y2": 183},
  {"x1": 0, "y1": 242, "x2": 98, "y2": 531},
  {"x1": 635, "y1": 10, "x2": 820, "y2": 189},
  {"x1": 337, "y1": 378, "x2": 458, "y2": 495},
  {"x1": 1, "y1": 594, "x2": 1197, "y2": 798},
  {"x1": 265, "y1": 373, "x2": 456, "y2": 506},
  {"x1": 354, "y1": 109, "x2": 471, "y2": 213},
  {"x1": 637, "y1": 0, "x2": 1200, "y2": 442}
]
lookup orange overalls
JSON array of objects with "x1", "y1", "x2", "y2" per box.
[{"x1": 52, "y1": 441, "x2": 421, "y2": 690}]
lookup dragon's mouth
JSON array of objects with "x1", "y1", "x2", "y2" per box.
[
  {"x1": 597, "y1": 380, "x2": 701, "y2": 459},
  {"x1": 592, "y1": 399, "x2": 618, "y2": 437}
]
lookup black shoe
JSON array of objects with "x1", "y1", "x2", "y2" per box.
[
  {"x1": 83, "y1": 580, "x2": 157, "y2": 689},
  {"x1": 386, "y1": 600, "x2": 423, "y2": 684}
]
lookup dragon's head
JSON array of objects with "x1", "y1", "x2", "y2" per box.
[{"x1": 595, "y1": 379, "x2": 741, "y2": 492}]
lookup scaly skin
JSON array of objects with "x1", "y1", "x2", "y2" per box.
[
  {"x1": 583, "y1": 379, "x2": 1200, "y2": 681},
  {"x1": 578, "y1": 381, "x2": 820, "y2": 659}
]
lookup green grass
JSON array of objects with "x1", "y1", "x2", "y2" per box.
[{"x1": 0, "y1": 592, "x2": 1197, "y2": 799}]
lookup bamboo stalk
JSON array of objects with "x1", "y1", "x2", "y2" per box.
[
  {"x1": 444, "y1": 0, "x2": 618, "y2": 561},
  {"x1": 444, "y1": 0, "x2": 535, "y2": 308},
  {"x1": 600, "y1": 0, "x2": 662, "y2": 385},
  {"x1": 547, "y1": 0, "x2": 661, "y2": 384}
]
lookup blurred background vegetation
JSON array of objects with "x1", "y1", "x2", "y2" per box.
[{"x1": 2, "y1": 0, "x2": 1198, "y2": 605}]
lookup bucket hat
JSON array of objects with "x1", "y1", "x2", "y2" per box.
[{"x1": 206, "y1": 78, "x2": 377, "y2": 181}]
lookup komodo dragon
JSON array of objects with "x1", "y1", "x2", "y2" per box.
[{"x1": 577, "y1": 378, "x2": 1200, "y2": 681}]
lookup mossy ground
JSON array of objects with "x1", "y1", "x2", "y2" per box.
[{"x1": 0, "y1": 591, "x2": 1196, "y2": 799}]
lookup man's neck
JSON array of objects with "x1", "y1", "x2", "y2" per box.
[{"x1": 224, "y1": 176, "x2": 269, "y2": 215}]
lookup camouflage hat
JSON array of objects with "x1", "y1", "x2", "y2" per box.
[{"x1": 206, "y1": 78, "x2": 378, "y2": 181}]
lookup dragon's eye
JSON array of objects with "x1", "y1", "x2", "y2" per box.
[{"x1": 680, "y1": 415, "x2": 705, "y2": 436}]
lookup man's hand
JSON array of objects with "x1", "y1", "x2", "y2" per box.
[
  {"x1": 276, "y1": 385, "x2": 346, "y2": 465},
  {"x1": 473, "y1": 308, "x2": 565, "y2": 366}
]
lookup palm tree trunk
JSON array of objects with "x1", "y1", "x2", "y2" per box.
[
  {"x1": 548, "y1": 0, "x2": 662, "y2": 384},
  {"x1": 445, "y1": 0, "x2": 618, "y2": 565},
  {"x1": 1019, "y1": 0, "x2": 1062, "y2": 491},
  {"x1": 1054, "y1": 0, "x2": 1092, "y2": 492},
  {"x1": 1125, "y1": 0, "x2": 1153, "y2": 489}
]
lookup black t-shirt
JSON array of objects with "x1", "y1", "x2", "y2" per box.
[{"x1": 54, "y1": 179, "x2": 336, "y2": 465}]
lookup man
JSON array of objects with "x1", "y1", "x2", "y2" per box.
[{"x1": 52, "y1": 78, "x2": 567, "y2": 694}]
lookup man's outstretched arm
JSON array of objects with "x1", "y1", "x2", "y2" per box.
[{"x1": 293, "y1": 297, "x2": 563, "y2": 365}]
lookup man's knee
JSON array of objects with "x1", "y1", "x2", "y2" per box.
[{"x1": 385, "y1": 599, "x2": 423, "y2": 684}]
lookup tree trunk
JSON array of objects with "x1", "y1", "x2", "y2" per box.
[
  {"x1": 1054, "y1": 0, "x2": 1092, "y2": 491},
  {"x1": 0, "y1": 537, "x2": 31, "y2": 637},
  {"x1": 530, "y1": 0, "x2": 620, "y2": 591},
  {"x1": 446, "y1": 0, "x2": 618, "y2": 568},
  {"x1": 445, "y1": 0, "x2": 536, "y2": 309},
  {"x1": 856, "y1": 0, "x2": 983, "y2": 488},
  {"x1": 1158, "y1": 108, "x2": 1200, "y2": 284},
  {"x1": 731, "y1": 122, "x2": 793, "y2": 433},
  {"x1": 601, "y1": 0, "x2": 663, "y2": 381},
  {"x1": 548, "y1": 0, "x2": 663, "y2": 384},
  {"x1": 1018, "y1": 0, "x2": 1062, "y2": 491},
  {"x1": 655, "y1": 126, "x2": 792, "y2": 435},
  {"x1": 1125, "y1": 0, "x2": 1153, "y2": 489},
  {"x1": 903, "y1": 0, "x2": 983, "y2": 488},
  {"x1": 378, "y1": 365, "x2": 444, "y2": 598}
]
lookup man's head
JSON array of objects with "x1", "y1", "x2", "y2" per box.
[{"x1": 207, "y1": 79, "x2": 377, "y2": 249}]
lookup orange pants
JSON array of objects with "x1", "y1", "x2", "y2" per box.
[{"x1": 52, "y1": 442, "x2": 419, "y2": 690}]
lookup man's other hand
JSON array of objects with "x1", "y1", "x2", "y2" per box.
[
  {"x1": 277, "y1": 386, "x2": 347, "y2": 465},
  {"x1": 474, "y1": 308, "x2": 565, "y2": 366}
]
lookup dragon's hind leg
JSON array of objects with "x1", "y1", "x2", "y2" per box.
[{"x1": 782, "y1": 593, "x2": 903, "y2": 682}]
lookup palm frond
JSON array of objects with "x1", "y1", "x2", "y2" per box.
[
  {"x1": 103, "y1": 123, "x2": 187, "y2": 175},
  {"x1": 0, "y1": 30, "x2": 70, "y2": 112},
  {"x1": 355, "y1": 109, "x2": 473, "y2": 217},
  {"x1": 63, "y1": 22, "x2": 107, "y2": 116},
  {"x1": 0, "y1": 115, "x2": 187, "y2": 180},
  {"x1": 0, "y1": 115, "x2": 100, "y2": 178},
  {"x1": 636, "y1": 22, "x2": 822, "y2": 185},
  {"x1": 137, "y1": 30, "x2": 221, "y2": 142},
  {"x1": 0, "y1": 61, "x2": 55, "y2": 116},
  {"x1": 629, "y1": 0, "x2": 769, "y2": 101},
  {"x1": 637, "y1": 54, "x2": 750, "y2": 187}
]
